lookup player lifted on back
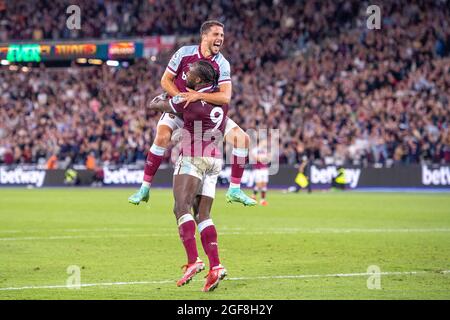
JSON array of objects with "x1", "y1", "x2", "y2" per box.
[
  {"x1": 148, "y1": 60, "x2": 227, "y2": 292},
  {"x1": 128, "y1": 20, "x2": 256, "y2": 207}
]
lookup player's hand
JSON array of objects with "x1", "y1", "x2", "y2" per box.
[
  {"x1": 149, "y1": 93, "x2": 167, "y2": 105},
  {"x1": 178, "y1": 88, "x2": 201, "y2": 108}
]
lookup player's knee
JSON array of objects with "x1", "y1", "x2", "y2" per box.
[
  {"x1": 173, "y1": 202, "x2": 187, "y2": 217},
  {"x1": 197, "y1": 211, "x2": 211, "y2": 223},
  {"x1": 173, "y1": 197, "x2": 194, "y2": 217},
  {"x1": 228, "y1": 127, "x2": 249, "y2": 148},
  {"x1": 235, "y1": 128, "x2": 249, "y2": 148},
  {"x1": 155, "y1": 126, "x2": 172, "y2": 147}
]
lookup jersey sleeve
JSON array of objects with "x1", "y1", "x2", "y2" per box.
[
  {"x1": 166, "y1": 47, "x2": 183, "y2": 75},
  {"x1": 169, "y1": 95, "x2": 185, "y2": 113},
  {"x1": 218, "y1": 59, "x2": 231, "y2": 85}
]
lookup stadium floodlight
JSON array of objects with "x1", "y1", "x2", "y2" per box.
[{"x1": 106, "y1": 60, "x2": 119, "y2": 67}]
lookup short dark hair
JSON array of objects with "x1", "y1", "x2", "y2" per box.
[
  {"x1": 200, "y1": 20, "x2": 224, "y2": 35},
  {"x1": 193, "y1": 60, "x2": 219, "y2": 86}
]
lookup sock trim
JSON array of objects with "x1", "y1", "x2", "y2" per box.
[
  {"x1": 198, "y1": 219, "x2": 214, "y2": 233},
  {"x1": 150, "y1": 144, "x2": 166, "y2": 157},
  {"x1": 212, "y1": 264, "x2": 224, "y2": 270},
  {"x1": 177, "y1": 213, "x2": 194, "y2": 226},
  {"x1": 229, "y1": 182, "x2": 240, "y2": 188},
  {"x1": 232, "y1": 148, "x2": 248, "y2": 157}
]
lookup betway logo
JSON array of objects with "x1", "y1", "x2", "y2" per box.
[
  {"x1": 310, "y1": 166, "x2": 361, "y2": 188},
  {"x1": 422, "y1": 166, "x2": 450, "y2": 186},
  {"x1": 103, "y1": 167, "x2": 144, "y2": 185},
  {"x1": 0, "y1": 168, "x2": 46, "y2": 187}
]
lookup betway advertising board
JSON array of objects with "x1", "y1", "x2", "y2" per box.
[{"x1": 0, "y1": 165, "x2": 449, "y2": 189}]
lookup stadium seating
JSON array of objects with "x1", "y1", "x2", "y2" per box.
[{"x1": 0, "y1": 0, "x2": 449, "y2": 167}]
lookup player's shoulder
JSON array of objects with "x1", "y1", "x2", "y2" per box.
[
  {"x1": 214, "y1": 52, "x2": 230, "y2": 67},
  {"x1": 176, "y1": 45, "x2": 199, "y2": 57}
]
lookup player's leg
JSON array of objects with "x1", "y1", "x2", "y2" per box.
[
  {"x1": 128, "y1": 113, "x2": 182, "y2": 205},
  {"x1": 173, "y1": 170, "x2": 205, "y2": 287},
  {"x1": 260, "y1": 182, "x2": 268, "y2": 206},
  {"x1": 196, "y1": 196, "x2": 220, "y2": 271},
  {"x1": 224, "y1": 119, "x2": 256, "y2": 206},
  {"x1": 173, "y1": 156, "x2": 210, "y2": 286},
  {"x1": 252, "y1": 184, "x2": 259, "y2": 201},
  {"x1": 253, "y1": 169, "x2": 260, "y2": 200},
  {"x1": 196, "y1": 160, "x2": 227, "y2": 292},
  {"x1": 192, "y1": 195, "x2": 201, "y2": 224},
  {"x1": 196, "y1": 195, "x2": 227, "y2": 292},
  {"x1": 260, "y1": 169, "x2": 269, "y2": 206}
]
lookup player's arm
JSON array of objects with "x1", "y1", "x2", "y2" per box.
[
  {"x1": 160, "y1": 70, "x2": 181, "y2": 98},
  {"x1": 160, "y1": 47, "x2": 183, "y2": 97},
  {"x1": 147, "y1": 95, "x2": 184, "y2": 114},
  {"x1": 179, "y1": 80, "x2": 232, "y2": 108},
  {"x1": 147, "y1": 94, "x2": 173, "y2": 113},
  {"x1": 196, "y1": 82, "x2": 232, "y2": 105},
  {"x1": 179, "y1": 59, "x2": 232, "y2": 106}
]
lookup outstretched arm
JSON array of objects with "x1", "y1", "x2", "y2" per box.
[
  {"x1": 197, "y1": 82, "x2": 232, "y2": 105},
  {"x1": 148, "y1": 94, "x2": 185, "y2": 115},
  {"x1": 178, "y1": 82, "x2": 232, "y2": 107},
  {"x1": 147, "y1": 94, "x2": 173, "y2": 113},
  {"x1": 160, "y1": 70, "x2": 181, "y2": 98}
]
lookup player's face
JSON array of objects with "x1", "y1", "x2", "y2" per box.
[
  {"x1": 204, "y1": 26, "x2": 224, "y2": 55},
  {"x1": 186, "y1": 67, "x2": 201, "y2": 89}
]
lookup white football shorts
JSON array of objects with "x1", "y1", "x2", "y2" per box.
[
  {"x1": 173, "y1": 155, "x2": 223, "y2": 199},
  {"x1": 157, "y1": 112, "x2": 184, "y2": 131},
  {"x1": 254, "y1": 168, "x2": 269, "y2": 184}
]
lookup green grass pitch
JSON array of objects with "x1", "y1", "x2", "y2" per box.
[{"x1": 0, "y1": 188, "x2": 449, "y2": 300}]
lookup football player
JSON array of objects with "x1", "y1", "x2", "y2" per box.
[
  {"x1": 148, "y1": 60, "x2": 229, "y2": 292},
  {"x1": 129, "y1": 20, "x2": 256, "y2": 207}
]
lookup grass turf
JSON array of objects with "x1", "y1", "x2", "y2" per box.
[{"x1": 0, "y1": 188, "x2": 449, "y2": 300}]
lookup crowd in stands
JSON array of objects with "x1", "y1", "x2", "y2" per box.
[{"x1": 0, "y1": 0, "x2": 449, "y2": 168}]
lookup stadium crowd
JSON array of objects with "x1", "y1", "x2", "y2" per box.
[{"x1": 0, "y1": 0, "x2": 450, "y2": 167}]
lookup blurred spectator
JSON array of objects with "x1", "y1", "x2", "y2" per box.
[
  {"x1": 85, "y1": 152, "x2": 97, "y2": 170},
  {"x1": 46, "y1": 154, "x2": 58, "y2": 169}
]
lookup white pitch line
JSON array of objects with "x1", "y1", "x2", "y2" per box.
[
  {"x1": 0, "y1": 234, "x2": 166, "y2": 241},
  {"x1": 0, "y1": 270, "x2": 448, "y2": 291},
  {"x1": 0, "y1": 228, "x2": 172, "y2": 234},
  {"x1": 1, "y1": 228, "x2": 450, "y2": 241},
  {"x1": 0, "y1": 280, "x2": 175, "y2": 291}
]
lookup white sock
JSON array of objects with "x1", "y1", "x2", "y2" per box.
[{"x1": 229, "y1": 182, "x2": 240, "y2": 189}]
